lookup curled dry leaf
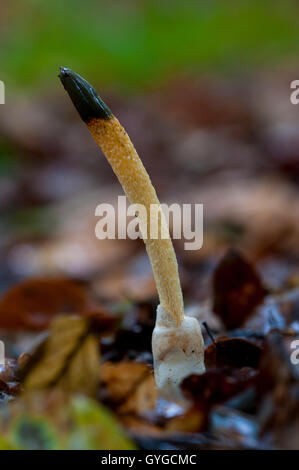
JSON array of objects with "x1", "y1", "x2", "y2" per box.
[
  {"x1": 20, "y1": 315, "x2": 101, "y2": 397},
  {"x1": 199, "y1": 332, "x2": 263, "y2": 420},
  {"x1": 212, "y1": 249, "x2": 267, "y2": 329},
  {"x1": 0, "y1": 278, "x2": 90, "y2": 330}
]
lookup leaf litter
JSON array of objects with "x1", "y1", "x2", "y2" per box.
[{"x1": 1, "y1": 72, "x2": 299, "y2": 449}]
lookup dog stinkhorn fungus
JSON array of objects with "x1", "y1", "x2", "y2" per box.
[{"x1": 59, "y1": 67, "x2": 205, "y2": 401}]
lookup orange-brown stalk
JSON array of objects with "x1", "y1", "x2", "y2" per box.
[{"x1": 59, "y1": 68, "x2": 184, "y2": 325}]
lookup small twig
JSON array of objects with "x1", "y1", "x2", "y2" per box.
[{"x1": 202, "y1": 321, "x2": 216, "y2": 345}]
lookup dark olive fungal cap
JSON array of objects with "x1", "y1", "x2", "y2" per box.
[{"x1": 59, "y1": 67, "x2": 112, "y2": 122}]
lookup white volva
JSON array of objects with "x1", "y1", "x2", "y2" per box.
[{"x1": 152, "y1": 305, "x2": 205, "y2": 401}]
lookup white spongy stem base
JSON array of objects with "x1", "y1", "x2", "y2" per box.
[{"x1": 152, "y1": 305, "x2": 205, "y2": 402}]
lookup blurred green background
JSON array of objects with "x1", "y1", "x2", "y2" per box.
[
  {"x1": 1, "y1": 0, "x2": 299, "y2": 93},
  {"x1": 1, "y1": 0, "x2": 299, "y2": 290}
]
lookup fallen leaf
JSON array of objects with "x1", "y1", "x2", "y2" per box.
[
  {"x1": 212, "y1": 249, "x2": 266, "y2": 329},
  {"x1": 20, "y1": 315, "x2": 100, "y2": 396},
  {"x1": 0, "y1": 278, "x2": 89, "y2": 330}
]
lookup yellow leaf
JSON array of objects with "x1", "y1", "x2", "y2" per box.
[{"x1": 21, "y1": 315, "x2": 100, "y2": 397}]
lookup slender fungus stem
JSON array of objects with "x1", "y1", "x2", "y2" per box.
[
  {"x1": 59, "y1": 67, "x2": 205, "y2": 401},
  {"x1": 59, "y1": 67, "x2": 183, "y2": 326}
]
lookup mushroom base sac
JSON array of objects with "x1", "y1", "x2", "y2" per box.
[{"x1": 152, "y1": 305, "x2": 205, "y2": 401}]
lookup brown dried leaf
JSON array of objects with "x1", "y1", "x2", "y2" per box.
[
  {"x1": 0, "y1": 278, "x2": 89, "y2": 330},
  {"x1": 213, "y1": 249, "x2": 266, "y2": 329}
]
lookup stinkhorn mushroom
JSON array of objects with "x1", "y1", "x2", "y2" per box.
[{"x1": 59, "y1": 67, "x2": 205, "y2": 401}]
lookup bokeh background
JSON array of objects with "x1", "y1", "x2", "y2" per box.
[
  {"x1": 2, "y1": 0, "x2": 299, "y2": 451},
  {"x1": 1, "y1": 0, "x2": 299, "y2": 298}
]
